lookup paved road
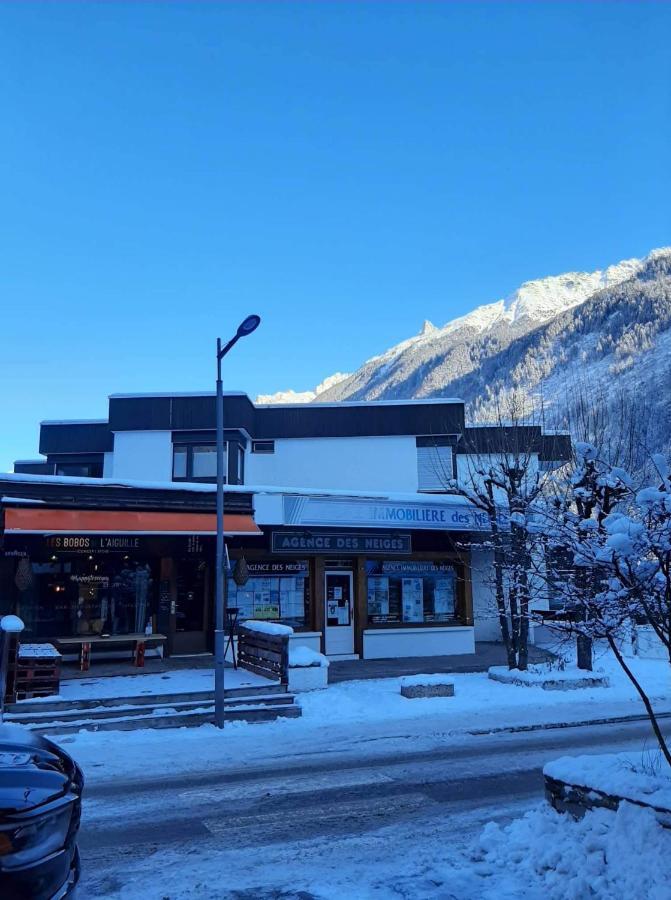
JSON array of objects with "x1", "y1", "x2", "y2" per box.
[{"x1": 77, "y1": 717, "x2": 666, "y2": 898}]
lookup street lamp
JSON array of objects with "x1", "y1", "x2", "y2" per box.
[{"x1": 214, "y1": 314, "x2": 261, "y2": 729}]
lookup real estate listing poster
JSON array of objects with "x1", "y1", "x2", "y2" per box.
[
  {"x1": 402, "y1": 577, "x2": 424, "y2": 622},
  {"x1": 434, "y1": 574, "x2": 456, "y2": 617},
  {"x1": 367, "y1": 576, "x2": 390, "y2": 616}
]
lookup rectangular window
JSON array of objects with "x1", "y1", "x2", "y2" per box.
[
  {"x1": 192, "y1": 445, "x2": 217, "y2": 478},
  {"x1": 251, "y1": 440, "x2": 275, "y2": 454},
  {"x1": 172, "y1": 443, "x2": 227, "y2": 482},
  {"x1": 366, "y1": 560, "x2": 459, "y2": 626},
  {"x1": 252, "y1": 441, "x2": 275, "y2": 453},
  {"x1": 55, "y1": 463, "x2": 95, "y2": 478},
  {"x1": 417, "y1": 445, "x2": 453, "y2": 492},
  {"x1": 227, "y1": 560, "x2": 309, "y2": 629},
  {"x1": 172, "y1": 446, "x2": 187, "y2": 479}
]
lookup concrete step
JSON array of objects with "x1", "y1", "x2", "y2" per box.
[
  {"x1": 7, "y1": 691, "x2": 298, "y2": 727},
  {"x1": 7, "y1": 682, "x2": 285, "y2": 715},
  {"x1": 25, "y1": 700, "x2": 302, "y2": 734}
]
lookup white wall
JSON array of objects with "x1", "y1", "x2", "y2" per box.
[
  {"x1": 102, "y1": 451, "x2": 114, "y2": 477},
  {"x1": 363, "y1": 626, "x2": 474, "y2": 659},
  {"x1": 110, "y1": 431, "x2": 173, "y2": 482},
  {"x1": 470, "y1": 547, "x2": 502, "y2": 641},
  {"x1": 245, "y1": 436, "x2": 419, "y2": 492}
]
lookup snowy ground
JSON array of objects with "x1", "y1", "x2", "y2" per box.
[
  {"x1": 75, "y1": 717, "x2": 671, "y2": 900},
  {"x1": 55, "y1": 646, "x2": 669, "y2": 786},
  {"x1": 54, "y1": 645, "x2": 671, "y2": 899}
]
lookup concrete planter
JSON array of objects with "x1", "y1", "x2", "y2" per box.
[
  {"x1": 488, "y1": 666, "x2": 608, "y2": 691},
  {"x1": 288, "y1": 664, "x2": 328, "y2": 693},
  {"x1": 401, "y1": 682, "x2": 454, "y2": 699}
]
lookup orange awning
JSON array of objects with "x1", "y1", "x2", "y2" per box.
[{"x1": 3, "y1": 508, "x2": 260, "y2": 536}]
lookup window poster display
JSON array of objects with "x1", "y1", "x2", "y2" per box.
[
  {"x1": 367, "y1": 577, "x2": 390, "y2": 617},
  {"x1": 226, "y1": 560, "x2": 308, "y2": 628},
  {"x1": 402, "y1": 577, "x2": 424, "y2": 622},
  {"x1": 365, "y1": 560, "x2": 460, "y2": 626},
  {"x1": 433, "y1": 573, "x2": 456, "y2": 617}
]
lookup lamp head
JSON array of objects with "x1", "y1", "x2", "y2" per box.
[{"x1": 237, "y1": 314, "x2": 261, "y2": 338}]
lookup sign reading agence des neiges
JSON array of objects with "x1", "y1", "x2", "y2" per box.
[{"x1": 271, "y1": 531, "x2": 412, "y2": 554}]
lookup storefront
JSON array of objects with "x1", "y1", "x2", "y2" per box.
[
  {"x1": 225, "y1": 521, "x2": 477, "y2": 660},
  {"x1": 1, "y1": 479, "x2": 486, "y2": 662},
  {"x1": 0, "y1": 482, "x2": 259, "y2": 658}
]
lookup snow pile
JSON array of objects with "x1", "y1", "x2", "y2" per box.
[
  {"x1": 478, "y1": 801, "x2": 671, "y2": 900},
  {"x1": 18, "y1": 643, "x2": 60, "y2": 659},
  {"x1": 400, "y1": 673, "x2": 455, "y2": 687},
  {"x1": 240, "y1": 620, "x2": 294, "y2": 637},
  {"x1": 289, "y1": 646, "x2": 329, "y2": 668},
  {"x1": 544, "y1": 751, "x2": 671, "y2": 811}
]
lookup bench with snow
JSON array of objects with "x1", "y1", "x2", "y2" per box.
[
  {"x1": 288, "y1": 646, "x2": 329, "y2": 692},
  {"x1": 54, "y1": 633, "x2": 166, "y2": 671},
  {"x1": 400, "y1": 674, "x2": 455, "y2": 699},
  {"x1": 488, "y1": 664, "x2": 608, "y2": 691},
  {"x1": 237, "y1": 621, "x2": 292, "y2": 685}
]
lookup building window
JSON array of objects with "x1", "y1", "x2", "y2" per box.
[
  {"x1": 54, "y1": 461, "x2": 103, "y2": 478},
  {"x1": 227, "y1": 560, "x2": 309, "y2": 629},
  {"x1": 173, "y1": 446, "x2": 187, "y2": 479},
  {"x1": 251, "y1": 440, "x2": 275, "y2": 454},
  {"x1": 16, "y1": 557, "x2": 157, "y2": 640},
  {"x1": 366, "y1": 560, "x2": 460, "y2": 625},
  {"x1": 173, "y1": 443, "x2": 227, "y2": 482},
  {"x1": 417, "y1": 443, "x2": 454, "y2": 492},
  {"x1": 192, "y1": 445, "x2": 217, "y2": 478}
]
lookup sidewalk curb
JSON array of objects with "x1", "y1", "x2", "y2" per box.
[{"x1": 468, "y1": 710, "x2": 671, "y2": 736}]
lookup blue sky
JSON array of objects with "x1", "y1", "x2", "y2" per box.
[{"x1": 1, "y1": 2, "x2": 670, "y2": 470}]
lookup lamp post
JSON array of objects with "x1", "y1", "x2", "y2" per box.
[{"x1": 214, "y1": 314, "x2": 261, "y2": 729}]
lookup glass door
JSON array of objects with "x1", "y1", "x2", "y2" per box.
[{"x1": 324, "y1": 570, "x2": 355, "y2": 655}]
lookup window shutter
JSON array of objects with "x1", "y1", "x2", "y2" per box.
[{"x1": 417, "y1": 445, "x2": 453, "y2": 492}]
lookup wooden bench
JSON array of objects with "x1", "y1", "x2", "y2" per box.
[
  {"x1": 54, "y1": 633, "x2": 167, "y2": 672},
  {"x1": 237, "y1": 625, "x2": 289, "y2": 685}
]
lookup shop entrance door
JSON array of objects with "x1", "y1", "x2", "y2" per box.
[
  {"x1": 324, "y1": 570, "x2": 355, "y2": 656},
  {"x1": 173, "y1": 559, "x2": 209, "y2": 655}
]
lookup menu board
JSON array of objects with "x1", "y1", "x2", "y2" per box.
[
  {"x1": 402, "y1": 577, "x2": 424, "y2": 622},
  {"x1": 367, "y1": 576, "x2": 390, "y2": 617}
]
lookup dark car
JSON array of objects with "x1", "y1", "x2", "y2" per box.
[{"x1": 0, "y1": 724, "x2": 83, "y2": 899}]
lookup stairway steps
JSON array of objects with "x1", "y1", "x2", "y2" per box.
[
  {"x1": 7, "y1": 682, "x2": 285, "y2": 715},
  {"x1": 23, "y1": 699, "x2": 301, "y2": 734},
  {"x1": 6, "y1": 691, "x2": 295, "y2": 725}
]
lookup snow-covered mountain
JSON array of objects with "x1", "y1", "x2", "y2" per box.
[
  {"x1": 311, "y1": 247, "x2": 671, "y2": 456},
  {"x1": 316, "y1": 252, "x2": 654, "y2": 403},
  {"x1": 256, "y1": 372, "x2": 350, "y2": 405},
  {"x1": 259, "y1": 248, "x2": 671, "y2": 454}
]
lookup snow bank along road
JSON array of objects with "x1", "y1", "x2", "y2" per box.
[{"x1": 77, "y1": 718, "x2": 667, "y2": 899}]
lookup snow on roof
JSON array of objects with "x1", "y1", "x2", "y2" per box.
[
  {"x1": 108, "y1": 391, "x2": 246, "y2": 399},
  {"x1": 107, "y1": 391, "x2": 463, "y2": 408},
  {"x1": 39, "y1": 419, "x2": 109, "y2": 426},
  {"x1": 256, "y1": 397, "x2": 464, "y2": 409},
  {"x1": 0, "y1": 472, "x2": 479, "y2": 505}
]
